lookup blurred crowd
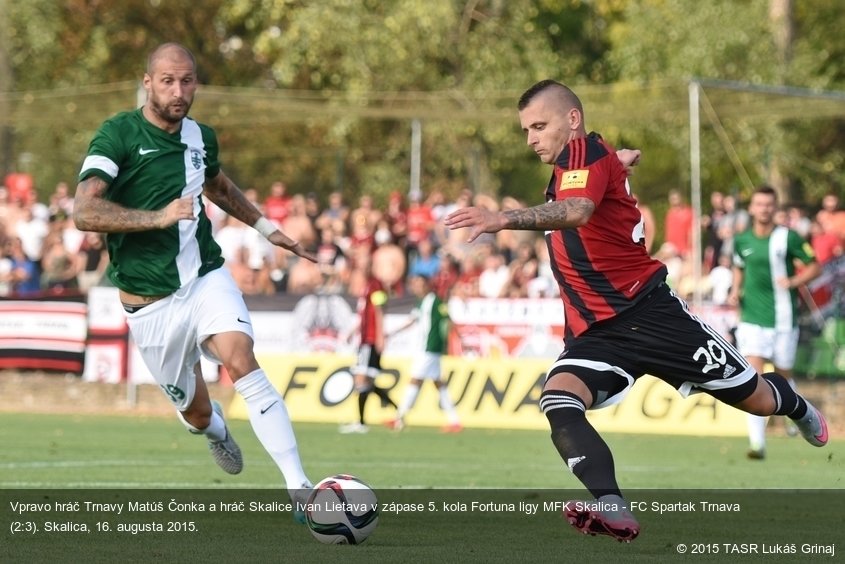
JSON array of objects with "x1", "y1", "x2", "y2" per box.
[
  {"x1": 1, "y1": 174, "x2": 843, "y2": 304},
  {"x1": 203, "y1": 182, "x2": 560, "y2": 301}
]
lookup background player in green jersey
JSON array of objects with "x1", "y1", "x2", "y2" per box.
[
  {"x1": 73, "y1": 43, "x2": 316, "y2": 516},
  {"x1": 386, "y1": 274, "x2": 462, "y2": 433},
  {"x1": 729, "y1": 186, "x2": 821, "y2": 459},
  {"x1": 387, "y1": 275, "x2": 463, "y2": 433}
]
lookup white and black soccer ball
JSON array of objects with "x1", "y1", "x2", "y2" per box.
[{"x1": 305, "y1": 474, "x2": 379, "y2": 545}]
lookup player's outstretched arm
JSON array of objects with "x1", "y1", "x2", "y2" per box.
[
  {"x1": 204, "y1": 171, "x2": 316, "y2": 262},
  {"x1": 73, "y1": 176, "x2": 194, "y2": 233},
  {"x1": 387, "y1": 317, "x2": 417, "y2": 339},
  {"x1": 617, "y1": 148, "x2": 641, "y2": 174},
  {"x1": 444, "y1": 198, "x2": 595, "y2": 243}
]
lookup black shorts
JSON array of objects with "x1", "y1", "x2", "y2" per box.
[
  {"x1": 547, "y1": 283, "x2": 757, "y2": 408},
  {"x1": 354, "y1": 344, "x2": 382, "y2": 378}
]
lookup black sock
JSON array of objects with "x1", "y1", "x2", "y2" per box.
[
  {"x1": 357, "y1": 390, "x2": 370, "y2": 425},
  {"x1": 762, "y1": 372, "x2": 808, "y2": 419},
  {"x1": 540, "y1": 390, "x2": 621, "y2": 499},
  {"x1": 372, "y1": 386, "x2": 397, "y2": 409}
]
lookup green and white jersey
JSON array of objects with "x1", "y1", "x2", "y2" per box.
[
  {"x1": 732, "y1": 225, "x2": 816, "y2": 330},
  {"x1": 412, "y1": 292, "x2": 450, "y2": 354},
  {"x1": 78, "y1": 109, "x2": 224, "y2": 296}
]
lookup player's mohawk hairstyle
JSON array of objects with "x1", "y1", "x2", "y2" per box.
[
  {"x1": 518, "y1": 79, "x2": 566, "y2": 110},
  {"x1": 518, "y1": 80, "x2": 583, "y2": 119}
]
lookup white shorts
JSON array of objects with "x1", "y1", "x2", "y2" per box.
[
  {"x1": 125, "y1": 268, "x2": 254, "y2": 410},
  {"x1": 734, "y1": 322, "x2": 799, "y2": 370},
  {"x1": 411, "y1": 352, "x2": 443, "y2": 380}
]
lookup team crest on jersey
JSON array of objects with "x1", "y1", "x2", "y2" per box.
[
  {"x1": 559, "y1": 169, "x2": 589, "y2": 190},
  {"x1": 190, "y1": 149, "x2": 203, "y2": 170}
]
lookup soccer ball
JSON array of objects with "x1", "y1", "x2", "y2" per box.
[{"x1": 305, "y1": 474, "x2": 379, "y2": 544}]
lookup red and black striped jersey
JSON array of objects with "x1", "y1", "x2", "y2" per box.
[
  {"x1": 544, "y1": 132, "x2": 666, "y2": 342},
  {"x1": 358, "y1": 277, "x2": 387, "y2": 345}
]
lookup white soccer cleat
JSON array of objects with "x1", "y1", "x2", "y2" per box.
[
  {"x1": 208, "y1": 400, "x2": 243, "y2": 474},
  {"x1": 290, "y1": 481, "x2": 314, "y2": 525},
  {"x1": 339, "y1": 422, "x2": 369, "y2": 434}
]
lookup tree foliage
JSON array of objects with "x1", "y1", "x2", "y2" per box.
[{"x1": 1, "y1": 0, "x2": 843, "y2": 210}]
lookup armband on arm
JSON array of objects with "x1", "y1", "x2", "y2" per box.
[{"x1": 253, "y1": 217, "x2": 277, "y2": 239}]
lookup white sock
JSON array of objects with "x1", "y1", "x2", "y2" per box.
[
  {"x1": 747, "y1": 414, "x2": 767, "y2": 451},
  {"x1": 397, "y1": 383, "x2": 421, "y2": 419},
  {"x1": 234, "y1": 369, "x2": 310, "y2": 489},
  {"x1": 438, "y1": 386, "x2": 460, "y2": 425},
  {"x1": 177, "y1": 410, "x2": 227, "y2": 442}
]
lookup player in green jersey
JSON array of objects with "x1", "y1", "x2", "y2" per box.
[
  {"x1": 386, "y1": 274, "x2": 462, "y2": 432},
  {"x1": 73, "y1": 43, "x2": 315, "y2": 516},
  {"x1": 729, "y1": 186, "x2": 821, "y2": 459}
]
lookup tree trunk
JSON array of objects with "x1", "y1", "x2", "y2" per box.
[{"x1": 0, "y1": 0, "x2": 15, "y2": 176}]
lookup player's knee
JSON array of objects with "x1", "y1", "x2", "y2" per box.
[
  {"x1": 355, "y1": 380, "x2": 374, "y2": 393},
  {"x1": 544, "y1": 371, "x2": 593, "y2": 407},
  {"x1": 733, "y1": 380, "x2": 776, "y2": 416},
  {"x1": 223, "y1": 356, "x2": 260, "y2": 382}
]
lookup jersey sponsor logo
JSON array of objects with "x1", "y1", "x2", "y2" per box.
[
  {"x1": 740, "y1": 248, "x2": 754, "y2": 257},
  {"x1": 190, "y1": 149, "x2": 203, "y2": 170},
  {"x1": 138, "y1": 147, "x2": 159, "y2": 155},
  {"x1": 559, "y1": 169, "x2": 589, "y2": 191}
]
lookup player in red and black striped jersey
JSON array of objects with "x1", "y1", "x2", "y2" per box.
[
  {"x1": 339, "y1": 256, "x2": 397, "y2": 434},
  {"x1": 543, "y1": 130, "x2": 665, "y2": 342},
  {"x1": 445, "y1": 80, "x2": 828, "y2": 543}
]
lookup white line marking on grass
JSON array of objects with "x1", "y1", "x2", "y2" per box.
[
  {"x1": 0, "y1": 460, "x2": 205, "y2": 469},
  {"x1": 0, "y1": 481, "x2": 279, "y2": 488}
]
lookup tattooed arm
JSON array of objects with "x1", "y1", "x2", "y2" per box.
[
  {"x1": 204, "y1": 170, "x2": 317, "y2": 262},
  {"x1": 202, "y1": 170, "x2": 262, "y2": 226},
  {"x1": 445, "y1": 150, "x2": 638, "y2": 243},
  {"x1": 73, "y1": 176, "x2": 194, "y2": 233},
  {"x1": 444, "y1": 198, "x2": 595, "y2": 243}
]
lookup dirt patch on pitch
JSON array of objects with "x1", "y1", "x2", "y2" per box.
[{"x1": 0, "y1": 371, "x2": 234, "y2": 417}]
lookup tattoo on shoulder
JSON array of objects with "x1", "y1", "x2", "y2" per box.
[{"x1": 503, "y1": 198, "x2": 594, "y2": 230}]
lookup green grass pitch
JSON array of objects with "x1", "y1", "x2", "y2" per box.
[{"x1": 1, "y1": 412, "x2": 842, "y2": 563}]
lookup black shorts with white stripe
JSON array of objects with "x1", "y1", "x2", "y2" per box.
[
  {"x1": 354, "y1": 344, "x2": 382, "y2": 377},
  {"x1": 547, "y1": 282, "x2": 757, "y2": 406}
]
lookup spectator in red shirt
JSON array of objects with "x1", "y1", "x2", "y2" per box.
[
  {"x1": 264, "y1": 181, "x2": 292, "y2": 225},
  {"x1": 664, "y1": 188, "x2": 693, "y2": 258},
  {"x1": 386, "y1": 191, "x2": 408, "y2": 247},
  {"x1": 406, "y1": 194, "x2": 434, "y2": 257},
  {"x1": 809, "y1": 218, "x2": 843, "y2": 265},
  {"x1": 431, "y1": 252, "x2": 459, "y2": 300}
]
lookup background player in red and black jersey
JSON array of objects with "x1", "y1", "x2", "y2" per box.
[
  {"x1": 340, "y1": 255, "x2": 397, "y2": 433},
  {"x1": 445, "y1": 79, "x2": 828, "y2": 542}
]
